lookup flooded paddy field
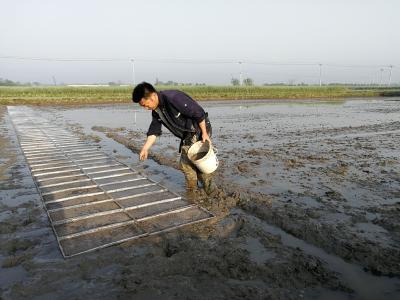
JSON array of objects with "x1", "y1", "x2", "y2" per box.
[{"x1": 1, "y1": 98, "x2": 399, "y2": 299}]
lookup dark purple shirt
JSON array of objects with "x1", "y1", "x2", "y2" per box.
[{"x1": 146, "y1": 90, "x2": 206, "y2": 137}]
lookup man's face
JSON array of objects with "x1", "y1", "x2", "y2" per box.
[{"x1": 139, "y1": 92, "x2": 158, "y2": 110}]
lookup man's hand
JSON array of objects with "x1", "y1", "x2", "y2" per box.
[
  {"x1": 202, "y1": 133, "x2": 212, "y2": 145},
  {"x1": 139, "y1": 148, "x2": 149, "y2": 161},
  {"x1": 139, "y1": 135, "x2": 157, "y2": 161}
]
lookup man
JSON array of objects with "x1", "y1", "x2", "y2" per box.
[{"x1": 132, "y1": 82, "x2": 217, "y2": 196}]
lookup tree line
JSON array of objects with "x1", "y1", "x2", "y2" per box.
[{"x1": 0, "y1": 78, "x2": 41, "y2": 86}]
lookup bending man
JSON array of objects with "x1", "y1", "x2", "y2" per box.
[{"x1": 132, "y1": 82, "x2": 217, "y2": 196}]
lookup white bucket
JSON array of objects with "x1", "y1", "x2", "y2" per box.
[{"x1": 187, "y1": 141, "x2": 219, "y2": 174}]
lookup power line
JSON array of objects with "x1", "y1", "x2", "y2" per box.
[
  {"x1": 0, "y1": 56, "x2": 127, "y2": 62},
  {"x1": 0, "y1": 55, "x2": 395, "y2": 69},
  {"x1": 0, "y1": 55, "x2": 396, "y2": 85},
  {"x1": 0, "y1": 56, "x2": 235, "y2": 64},
  {"x1": 323, "y1": 63, "x2": 394, "y2": 69}
]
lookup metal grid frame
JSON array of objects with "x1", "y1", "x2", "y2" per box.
[{"x1": 8, "y1": 106, "x2": 214, "y2": 258}]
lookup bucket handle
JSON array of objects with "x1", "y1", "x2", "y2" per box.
[
  {"x1": 212, "y1": 146, "x2": 218, "y2": 155},
  {"x1": 213, "y1": 146, "x2": 219, "y2": 167}
]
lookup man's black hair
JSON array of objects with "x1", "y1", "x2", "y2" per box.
[{"x1": 132, "y1": 82, "x2": 157, "y2": 103}]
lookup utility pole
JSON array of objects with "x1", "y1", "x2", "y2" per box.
[
  {"x1": 130, "y1": 59, "x2": 135, "y2": 86},
  {"x1": 52, "y1": 76, "x2": 57, "y2": 86},
  {"x1": 379, "y1": 68, "x2": 384, "y2": 86},
  {"x1": 238, "y1": 61, "x2": 243, "y2": 86},
  {"x1": 318, "y1": 64, "x2": 322, "y2": 87},
  {"x1": 388, "y1": 65, "x2": 393, "y2": 86}
]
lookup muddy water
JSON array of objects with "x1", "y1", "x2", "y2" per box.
[
  {"x1": 1, "y1": 98, "x2": 400, "y2": 299},
  {"x1": 191, "y1": 152, "x2": 208, "y2": 161}
]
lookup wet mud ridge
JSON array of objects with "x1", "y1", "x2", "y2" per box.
[{"x1": 7, "y1": 106, "x2": 214, "y2": 258}]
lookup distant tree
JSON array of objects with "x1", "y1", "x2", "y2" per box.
[
  {"x1": 231, "y1": 78, "x2": 240, "y2": 86},
  {"x1": 155, "y1": 80, "x2": 205, "y2": 86},
  {"x1": 0, "y1": 78, "x2": 20, "y2": 86},
  {"x1": 243, "y1": 78, "x2": 253, "y2": 86},
  {"x1": 165, "y1": 80, "x2": 179, "y2": 86}
]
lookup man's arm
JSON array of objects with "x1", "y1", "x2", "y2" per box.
[
  {"x1": 170, "y1": 92, "x2": 211, "y2": 143},
  {"x1": 140, "y1": 111, "x2": 162, "y2": 161},
  {"x1": 199, "y1": 120, "x2": 211, "y2": 144},
  {"x1": 172, "y1": 92, "x2": 206, "y2": 124},
  {"x1": 140, "y1": 135, "x2": 157, "y2": 161}
]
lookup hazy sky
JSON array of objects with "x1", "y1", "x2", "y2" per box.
[{"x1": 1, "y1": 0, "x2": 399, "y2": 84}]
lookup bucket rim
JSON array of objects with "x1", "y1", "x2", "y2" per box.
[{"x1": 188, "y1": 140, "x2": 212, "y2": 162}]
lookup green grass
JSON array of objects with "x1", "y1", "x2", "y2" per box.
[{"x1": 0, "y1": 85, "x2": 398, "y2": 105}]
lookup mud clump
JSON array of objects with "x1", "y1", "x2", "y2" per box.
[
  {"x1": 92, "y1": 126, "x2": 126, "y2": 133},
  {"x1": 2, "y1": 254, "x2": 31, "y2": 268}
]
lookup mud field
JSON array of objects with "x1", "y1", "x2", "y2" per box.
[{"x1": 1, "y1": 98, "x2": 400, "y2": 299}]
